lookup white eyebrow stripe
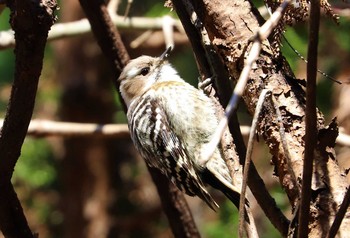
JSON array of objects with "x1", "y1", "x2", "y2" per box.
[{"x1": 127, "y1": 67, "x2": 139, "y2": 78}]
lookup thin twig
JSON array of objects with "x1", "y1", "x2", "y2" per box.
[
  {"x1": 107, "y1": 0, "x2": 120, "y2": 14},
  {"x1": 162, "y1": 15, "x2": 175, "y2": 49},
  {"x1": 297, "y1": 0, "x2": 320, "y2": 235},
  {"x1": 123, "y1": 0, "x2": 133, "y2": 19},
  {"x1": 130, "y1": 30, "x2": 154, "y2": 48},
  {"x1": 238, "y1": 89, "x2": 270, "y2": 237},
  {"x1": 337, "y1": 130, "x2": 350, "y2": 147},
  {"x1": 328, "y1": 187, "x2": 350, "y2": 238},
  {"x1": 282, "y1": 36, "x2": 342, "y2": 84}
]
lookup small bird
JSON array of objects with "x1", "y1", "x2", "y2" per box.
[{"x1": 118, "y1": 48, "x2": 241, "y2": 210}]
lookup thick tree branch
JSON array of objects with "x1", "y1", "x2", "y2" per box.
[
  {"x1": 0, "y1": 0, "x2": 57, "y2": 237},
  {"x1": 171, "y1": 0, "x2": 290, "y2": 235},
  {"x1": 78, "y1": 0, "x2": 200, "y2": 237},
  {"x1": 188, "y1": 0, "x2": 349, "y2": 236}
]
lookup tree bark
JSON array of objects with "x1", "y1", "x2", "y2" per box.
[
  {"x1": 0, "y1": 1, "x2": 56, "y2": 237},
  {"x1": 187, "y1": 0, "x2": 349, "y2": 236}
]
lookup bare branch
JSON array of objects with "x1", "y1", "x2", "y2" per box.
[
  {"x1": 0, "y1": 0, "x2": 57, "y2": 237},
  {"x1": 3, "y1": 118, "x2": 349, "y2": 147},
  {"x1": 297, "y1": 0, "x2": 320, "y2": 235},
  {"x1": 18, "y1": 119, "x2": 129, "y2": 138},
  {"x1": 162, "y1": 15, "x2": 176, "y2": 49},
  {"x1": 0, "y1": 15, "x2": 183, "y2": 50}
]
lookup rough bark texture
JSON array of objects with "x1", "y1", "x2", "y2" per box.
[
  {"x1": 0, "y1": 1, "x2": 56, "y2": 237},
  {"x1": 190, "y1": 0, "x2": 349, "y2": 236},
  {"x1": 171, "y1": 0, "x2": 290, "y2": 235}
]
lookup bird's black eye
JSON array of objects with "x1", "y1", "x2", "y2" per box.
[{"x1": 140, "y1": 67, "x2": 150, "y2": 76}]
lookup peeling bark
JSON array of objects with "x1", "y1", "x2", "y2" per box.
[{"x1": 189, "y1": 0, "x2": 349, "y2": 236}]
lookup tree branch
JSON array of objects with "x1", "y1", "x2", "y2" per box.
[
  {"x1": 15, "y1": 119, "x2": 129, "y2": 138},
  {"x1": 0, "y1": 15, "x2": 184, "y2": 50},
  {"x1": 3, "y1": 119, "x2": 350, "y2": 147},
  {"x1": 0, "y1": 0, "x2": 57, "y2": 237},
  {"x1": 171, "y1": 0, "x2": 290, "y2": 235},
  {"x1": 297, "y1": 0, "x2": 320, "y2": 235},
  {"x1": 188, "y1": 0, "x2": 349, "y2": 236}
]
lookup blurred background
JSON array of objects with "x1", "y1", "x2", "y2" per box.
[{"x1": 0, "y1": 0, "x2": 349, "y2": 237}]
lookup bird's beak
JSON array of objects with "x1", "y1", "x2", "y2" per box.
[{"x1": 159, "y1": 46, "x2": 173, "y2": 62}]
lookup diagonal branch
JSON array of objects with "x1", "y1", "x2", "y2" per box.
[{"x1": 328, "y1": 187, "x2": 350, "y2": 238}]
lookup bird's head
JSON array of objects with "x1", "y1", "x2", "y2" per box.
[{"x1": 118, "y1": 47, "x2": 181, "y2": 107}]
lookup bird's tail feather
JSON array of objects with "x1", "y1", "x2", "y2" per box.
[
  {"x1": 202, "y1": 166, "x2": 251, "y2": 224},
  {"x1": 201, "y1": 168, "x2": 242, "y2": 208}
]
